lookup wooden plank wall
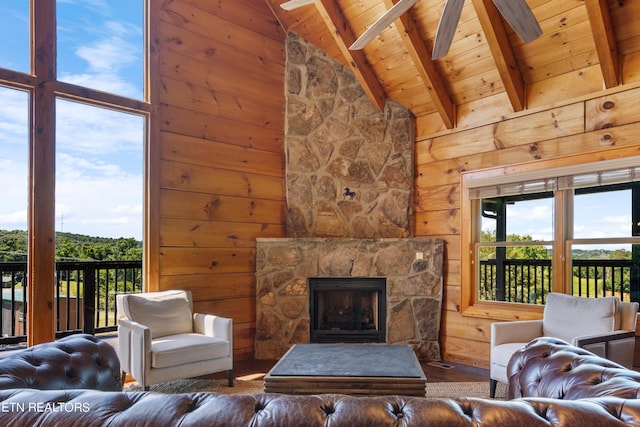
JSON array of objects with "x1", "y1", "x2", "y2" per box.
[
  {"x1": 414, "y1": 84, "x2": 640, "y2": 369},
  {"x1": 153, "y1": 0, "x2": 287, "y2": 360}
]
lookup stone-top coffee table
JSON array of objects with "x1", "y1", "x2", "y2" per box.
[{"x1": 263, "y1": 343, "x2": 427, "y2": 396}]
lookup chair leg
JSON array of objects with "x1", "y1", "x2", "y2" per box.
[
  {"x1": 120, "y1": 371, "x2": 127, "y2": 387},
  {"x1": 228, "y1": 369, "x2": 234, "y2": 387},
  {"x1": 490, "y1": 379, "x2": 497, "y2": 398}
]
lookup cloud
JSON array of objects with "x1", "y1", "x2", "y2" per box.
[
  {"x1": 56, "y1": 100, "x2": 143, "y2": 157},
  {"x1": 56, "y1": 1, "x2": 143, "y2": 99}
]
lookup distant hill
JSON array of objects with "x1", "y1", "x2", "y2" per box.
[{"x1": 0, "y1": 229, "x2": 142, "y2": 261}]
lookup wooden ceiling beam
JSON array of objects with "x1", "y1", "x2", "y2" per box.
[
  {"x1": 471, "y1": 0, "x2": 526, "y2": 112},
  {"x1": 315, "y1": 0, "x2": 387, "y2": 110},
  {"x1": 584, "y1": 0, "x2": 620, "y2": 88},
  {"x1": 384, "y1": 0, "x2": 456, "y2": 128}
]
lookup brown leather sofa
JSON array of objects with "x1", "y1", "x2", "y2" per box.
[
  {"x1": 1, "y1": 334, "x2": 640, "y2": 426},
  {"x1": 508, "y1": 336, "x2": 640, "y2": 400}
]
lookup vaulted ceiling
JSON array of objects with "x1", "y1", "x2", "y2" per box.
[{"x1": 265, "y1": 0, "x2": 640, "y2": 132}]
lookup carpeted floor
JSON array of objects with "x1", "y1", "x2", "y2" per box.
[{"x1": 123, "y1": 378, "x2": 507, "y2": 400}]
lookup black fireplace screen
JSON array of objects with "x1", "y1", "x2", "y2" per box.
[{"x1": 309, "y1": 277, "x2": 386, "y2": 343}]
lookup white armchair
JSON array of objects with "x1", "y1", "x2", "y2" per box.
[
  {"x1": 116, "y1": 290, "x2": 233, "y2": 390},
  {"x1": 490, "y1": 292, "x2": 638, "y2": 398}
]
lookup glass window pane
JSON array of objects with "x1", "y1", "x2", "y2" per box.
[
  {"x1": 0, "y1": 86, "x2": 29, "y2": 261},
  {"x1": 478, "y1": 244, "x2": 553, "y2": 304},
  {"x1": 56, "y1": 0, "x2": 144, "y2": 99},
  {"x1": 481, "y1": 195, "x2": 554, "y2": 242},
  {"x1": 55, "y1": 99, "x2": 143, "y2": 246},
  {"x1": 570, "y1": 243, "x2": 634, "y2": 302},
  {"x1": 0, "y1": 1, "x2": 30, "y2": 73},
  {"x1": 574, "y1": 186, "x2": 634, "y2": 239}
]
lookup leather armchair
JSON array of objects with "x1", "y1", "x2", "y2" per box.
[
  {"x1": 490, "y1": 292, "x2": 638, "y2": 397},
  {"x1": 116, "y1": 290, "x2": 233, "y2": 390}
]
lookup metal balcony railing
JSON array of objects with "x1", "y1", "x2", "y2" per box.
[
  {"x1": 480, "y1": 258, "x2": 640, "y2": 304},
  {"x1": 1, "y1": 260, "x2": 142, "y2": 345}
]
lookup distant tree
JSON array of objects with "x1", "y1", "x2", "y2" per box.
[{"x1": 0, "y1": 229, "x2": 142, "y2": 261}]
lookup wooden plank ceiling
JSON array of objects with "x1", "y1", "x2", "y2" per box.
[{"x1": 265, "y1": 0, "x2": 640, "y2": 131}]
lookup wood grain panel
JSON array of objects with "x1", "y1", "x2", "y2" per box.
[
  {"x1": 160, "y1": 218, "x2": 284, "y2": 248},
  {"x1": 159, "y1": 189, "x2": 285, "y2": 223},
  {"x1": 415, "y1": 184, "x2": 460, "y2": 213},
  {"x1": 179, "y1": 0, "x2": 284, "y2": 42},
  {"x1": 415, "y1": 209, "x2": 460, "y2": 236},
  {"x1": 161, "y1": 132, "x2": 284, "y2": 177},
  {"x1": 443, "y1": 285, "x2": 461, "y2": 312},
  {"x1": 155, "y1": 0, "x2": 286, "y2": 361},
  {"x1": 160, "y1": 160, "x2": 285, "y2": 200},
  {"x1": 159, "y1": 101, "x2": 283, "y2": 153},
  {"x1": 585, "y1": 87, "x2": 640, "y2": 131},
  {"x1": 159, "y1": 272, "x2": 256, "y2": 300},
  {"x1": 441, "y1": 335, "x2": 490, "y2": 369},
  {"x1": 194, "y1": 296, "x2": 256, "y2": 324},
  {"x1": 161, "y1": 0, "x2": 285, "y2": 54},
  {"x1": 159, "y1": 76, "x2": 284, "y2": 123},
  {"x1": 159, "y1": 247, "x2": 255, "y2": 276}
]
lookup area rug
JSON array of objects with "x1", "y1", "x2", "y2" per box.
[
  {"x1": 123, "y1": 378, "x2": 264, "y2": 395},
  {"x1": 123, "y1": 378, "x2": 507, "y2": 400}
]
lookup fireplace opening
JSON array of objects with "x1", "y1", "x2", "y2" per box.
[{"x1": 309, "y1": 277, "x2": 386, "y2": 343}]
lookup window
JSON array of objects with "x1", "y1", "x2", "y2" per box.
[
  {"x1": 478, "y1": 193, "x2": 554, "y2": 304},
  {"x1": 0, "y1": 0, "x2": 150, "y2": 343},
  {"x1": 461, "y1": 157, "x2": 640, "y2": 318},
  {"x1": 0, "y1": 86, "x2": 29, "y2": 261}
]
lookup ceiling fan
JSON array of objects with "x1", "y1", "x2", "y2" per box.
[{"x1": 280, "y1": 0, "x2": 542, "y2": 59}]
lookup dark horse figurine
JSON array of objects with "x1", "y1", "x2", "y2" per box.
[{"x1": 343, "y1": 187, "x2": 356, "y2": 200}]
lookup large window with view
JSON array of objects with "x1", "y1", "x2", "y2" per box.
[
  {"x1": 462, "y1": 158, "x2": 640, "y2": 316},
  {"x1": 0, "y1": 1, "x2": 149, "y2": 344}
]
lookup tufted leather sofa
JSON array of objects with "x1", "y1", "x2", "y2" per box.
[
  {"x1": 0, "y1": 333, "x2": 122, "y2": 391},
  {"x1": 2, "y1": 334, "x2": 640, "y2": 426},
  {"x1": 508, "y1": 336, "x2": 640, "y2": 400}
]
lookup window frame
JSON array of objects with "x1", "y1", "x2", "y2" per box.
[
  {"x1": 460, "y1": 155, "x2": 640, "y2": 321},
  {"x1": 0, "y1": 0, "x2": 153, "y2": 344}
]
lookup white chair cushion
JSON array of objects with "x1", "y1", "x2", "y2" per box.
[
  {"x1": 151, "y1": 333, "x2": 231, "y2": 369},
  {"x1": 124, "y1": 290, "x2": 193, "y2": 339},
  {"x1": 491, "y1": 342, "x2": 527, "y2": 368},
  {"x1": 542, "y1": 293, "x2": 617, "y2": 343}
]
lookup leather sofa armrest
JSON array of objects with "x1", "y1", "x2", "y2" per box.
[{"x1": 0, "y1": 334, "x2": 122, "y2": 391}]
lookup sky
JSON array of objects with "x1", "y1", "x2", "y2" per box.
[
  {"x1": 0, "y1": 0, "x2": 144, "y2": 241},
  {"x1": 482, "y1": 189, "x2": 633, "y2": 251}
]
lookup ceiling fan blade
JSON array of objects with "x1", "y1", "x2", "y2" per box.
[
  {"x1": 280, "y1": 0, "x2": 317, "y2": 11},
  {"x1": 432, "y1": 0, "x2": 465, "y2": 60},
  {"x1": 349, "y1": 0, "x2": 419, "y2": 50},
  {"x1": 492, "y1": 0, "x2": 542, "y2": 43}
]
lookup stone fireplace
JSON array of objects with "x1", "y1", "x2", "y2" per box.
[
  {"x1": 254, "y1": 33, "x2": 443, "y2": 361},
  {"x1": 255, "y1": 237, "x2": 443, "y2": 360}
]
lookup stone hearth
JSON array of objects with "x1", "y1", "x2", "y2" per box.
[{"x1": 255, "y1": 238, "x2": 443, "y2": 360}]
